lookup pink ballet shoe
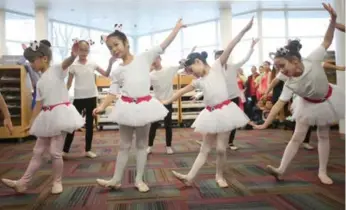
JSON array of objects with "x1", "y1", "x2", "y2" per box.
[
  {"x1": 51, "y1": 182, "x2": 63, "y2": 194},
  {"x1": 96, "y1": 179, "x2": 121, "y2": 189},
  {"x1": 172, "y1": 170, "x2": 192, "y2": 186},
  {"x1": 266, "y1": 165, "x2": 284, "y2": 181},
  {"x1": 135, "y1": 181, "x2": 150, "y2": 192},
  {"x1": 1, "y1": 178, "x2": 27, "y2": 193},
  {"x1": 318, "y1": 173, "x2": 333, "y2": 185}
]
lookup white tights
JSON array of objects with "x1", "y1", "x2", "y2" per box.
[
  {"x1": 111, "y1": 124, "x2": 150, "y2": 184},
  {"x1": 187, "y1": 132, "x2": 230, "y2": 181},
  {"x1": 277, "y1": 122, "x2": 331, "y2": 178}
]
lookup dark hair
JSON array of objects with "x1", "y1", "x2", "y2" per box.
[
  {"x1": 184, "y1": 51, "x2": 208, "y2": 67},
  {"x1": 264, "y1": 60, "x2": 271, "y2": 66},
  {"x1": 24, "y1": 40, "x2": 52, "y2": 63},
  {"x1": 107, "y1": 30, "x2": 128, "y2": 44},
  {"x1": 273, "y1": 39, "x2": 303, "y2": 60},
  {"x1": 40, "y1": 40, "x2": 51, "y2": 47},
  {"x1": 214, "y1": 50, "x2": 223, "y2": 56}
]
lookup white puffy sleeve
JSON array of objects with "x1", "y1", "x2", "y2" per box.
[
  {"x1": 279, "y1": 86, "x2": 294, "y2": 102},
  {"x1": 108, "y1": 69, "x2": 122, "y2": 95}
]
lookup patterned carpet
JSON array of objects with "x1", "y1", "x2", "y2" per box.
[{"x1": 0, "y1": 128, "x2": 344, "y2": 210}]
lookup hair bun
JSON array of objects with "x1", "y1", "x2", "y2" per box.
[
  {"x1": 286, "y1": 39, "x2": 302, "y2": 52},
  {"x1": 201, "y1": 51, "x2": 208, "y2": 59},
  {"x1": 40, "y1": 40, "x2": 51, "y2": 48}
]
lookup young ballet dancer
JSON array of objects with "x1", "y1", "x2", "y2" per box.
[
  {"x1": 193, "y1": 38, "x2": 259, "y2": 150},
  {"x1": 63, "y1": 39, "x2": 117, "y2": 159},
  {"x1": 264, "y1": 60, "x2": 345, "y2": 150},
  {"x1": 1, "y1": 40, "x2": 84, "y2": 194},
  {"x1": 93, "y1": 20, "x2": 185, "y2": 192},
  {"x1": 147, "y1": 56, "x2": 186, "y2": 154},
  {"x1": 148, "y1": 46, "x2": 196, "y2": 154},
  {"x1": 163, "y1": 18, "x2": 253, "y2": 188},
  {"x1": 254, "y1": 3, "x2": 344, "y2": 185},
  {"x1": 18, "y1": 40, "x2": 51, "y2": 109},
  {"x1": 0, "y1": 92, "x2": 13, "y2": 135}
]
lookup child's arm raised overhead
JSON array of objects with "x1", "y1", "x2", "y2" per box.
[
  {"x1": 160, "y1": 19, "x2": 186, "y2": 51},
  {"x1": 219, "y1": 17, "x2": 254, "y2": 66},
  {"x1": 62, "y1": 43, "x2": 78, "y2": 70},
  {"x1": 321, "y1": 3, "x2": 337, "y2": 49}
]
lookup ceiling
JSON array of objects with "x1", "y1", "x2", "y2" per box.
[{"x1": 0, "y1": 0, "x2": 331, "y2": 35}]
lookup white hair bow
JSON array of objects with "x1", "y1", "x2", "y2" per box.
[
  {"x1": 29, "y1": 40, "x2": 39, "y2": 51},
  {"x1": 277, "y1": 47, "x2": 289, "y2": 55},
  {"x1": 87, "y1": 39, "x2": 95, "y2": 46},
  {"x1": 100, "y1": 35, "x2": 108, "y2": 44},
  {"x1": 114, "y1": 23, "x2": 122, "y2": 31}
]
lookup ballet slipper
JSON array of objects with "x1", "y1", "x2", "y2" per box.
[
  {"x1": 1, "y1": 178, "x2": 27, "y2": 193},
  {"x1": 96, "y1": 179, "x2": 121, "y2": 189},
  {"x1": 318, "y1": 173, "x2": 333, "y2": 185},
  {"x1": 134, "y1": 181, "x2": 150, "y2": 192},
  {"x1": 51, "y1": 182, "x2": 63, "y2": 194},
  {"x1": 172, "y1": 170, "x2": 192, "y2": 186},
  {"x1": 215, "y1": 178, "x2": 229, "y2": 188},
  {"x1": 266, "y1": 165, "x2": 284, "y2": 181}
]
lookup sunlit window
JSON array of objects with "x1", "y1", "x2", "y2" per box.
[
  {"x1": 5, "y1": 13, "x2": 35, "y2": 42},
  {"x1": 287, "y1": 11, "x2": 329, "y2": 37},
  {"x1": 182, "y1": 21, "x2": 218, "y2": 49},
  {"x1": 232, "y1": 13, "x2": 258, "y2": 39},
  {"x1": 153, "y1": 30, "x2": 181, "y2": 51},
  {"x1": 262, "y1": 38, "x2": 287, "y2": 62},
  {"x1": 88, "y1": 30, "x2": 110, "y2": 71},
  {"x1": 262, "y1": 11, "x2": 286, "y2": 37},
  {"x1": 137, "y1": 35, "x2": 152, "y2": 54},
  {"x1": 6, "y1": 41, "x2": 25, "y2": 56}
]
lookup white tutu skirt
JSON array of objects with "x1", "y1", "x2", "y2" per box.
[
  {"x1": 30, "y1": 104, "x2": 84, "y2": 137},
  {"x1": 191, "y1": 101, "x2": 249, "y2": 134},
  {"x1": 109, "y1": 97, "x2": 168, "y2": 127},
  {"x1": 291, "y1": 84, "x2": 345, "y2": 126}
]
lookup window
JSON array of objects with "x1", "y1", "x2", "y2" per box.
[
  {"x1": 89, "y1": 29, "x2": 112, "y2": 69},
  {"x1": 262, "y1": 38, "x2": 287, "y2": 62},
  {"x1": 127, "y1": 36, "x2": 134, "y2": 53},
  {"x1": 182, "y1": 21, "x2": 217, "y2": 48},
  {"x1": 51, "y1": 22, "x2": 89, "y2": 48},
  {"x1": 287, "y1": 11, "x2": 329, "y2": 37},
  {"x1": 5, "y1": 12, "x2": 35, "y2": 42},
  {"x1": 262, "y1": 12, "x2": 286, "y2": 37},
  {"x1": 231, "y1": 40, "x2": 259, "y2": 76},
  {"x1": 6, "y1": 41, "x2": 24, "y2": 56},
  {"x1": 153, "y1": 30, "x2": 181, "y2": 50},
  {"x1": 137, "y1": 35, "x2": 152, "y2": 53},
  {"x1": 51, "y1": 47, "x2": 65, "y2": 64},
  {"x1": 232, "y1": 13, "x2": 258, "y2": 39}
]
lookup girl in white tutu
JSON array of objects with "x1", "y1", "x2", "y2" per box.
[
  {"x1": 1, "y1": 40, "x2": 84, "y2": 194},
  {"x1": 254, "y1": 3, "x2": 344, "y2": 185},
  {"x1": 162, "y1": 18, "x2": 253, "y2": 188},
  {"x1": 93, "y1": 20, "x2": 185, "y2": 192}
]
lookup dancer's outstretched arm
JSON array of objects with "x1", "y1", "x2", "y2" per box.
[
  {"x1": 219, "y1": 17, "x2": 254, "y2": 66},
  {"x1": 163, "y1": 85, "x2": 195, "y2": 105}
]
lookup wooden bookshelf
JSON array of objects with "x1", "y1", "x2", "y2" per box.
[{"x1": 0, "y1": 65, "x2": 32, "y2": 139}]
